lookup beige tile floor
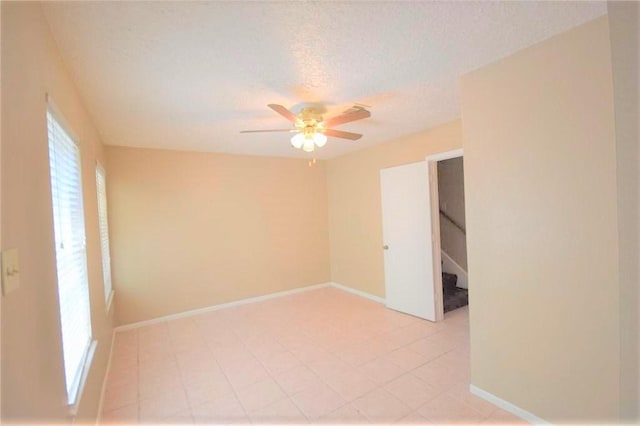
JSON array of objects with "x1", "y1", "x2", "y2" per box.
[{"x1": 101, "y1": 287, "x2": 526, "y2": 425}]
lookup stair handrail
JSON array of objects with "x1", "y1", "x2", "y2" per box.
[{"x1": 439, "y1": 209, "x2": 466, "y2": 235}]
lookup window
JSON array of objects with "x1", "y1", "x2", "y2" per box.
[
  {"x1": 47, "y1": 107, "x2": 93, "y2": 405},
  {"x1": 96, "y1": 165, "x2": 113, "y2": 306}
]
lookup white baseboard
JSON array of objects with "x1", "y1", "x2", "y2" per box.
[
  {"x1": 441, "y1": 250, "x2": 468, "y2": 289},
  {"x1": 95, "y1": 330, "x2": 116, "y2": 425},
  {"x1": 329, "y1": 281, "x2": 386, "y2": 304},
  {"x1": 470, "y1": 384, "x2": 549, "y2": 424},
  {"x1": 114, "y1": 283, "x2": 331, "y2": 332},
  {"x1": 113, "y1": 281, "x2": 387, "y2": 333}
]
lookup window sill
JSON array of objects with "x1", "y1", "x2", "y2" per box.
[
  {"x1": 67, "y1": 340, "x2": 97, "y2": 417},
  {"x1": 106, "y1": 291, "x2": 115, "y2": 313}
]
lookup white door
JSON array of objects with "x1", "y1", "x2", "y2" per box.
[{"x1": 380, "y1": 161, "x2": 436, "y2": 321}]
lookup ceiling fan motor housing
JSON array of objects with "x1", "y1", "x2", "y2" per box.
[{"x1": 296, "y1": 108, "x2": 325, "y2": 133}]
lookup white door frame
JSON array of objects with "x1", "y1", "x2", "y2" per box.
[{"x1": 426, "y1": 148, "x2": 464, "y2": 321}]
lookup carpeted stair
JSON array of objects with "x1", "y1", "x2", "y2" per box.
[{"x1": 443, "y1": 272, "x2": 468, "y2": 313}]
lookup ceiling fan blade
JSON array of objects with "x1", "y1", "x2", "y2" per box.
[
  {"x1": 240, "y1": 129, "x2": 295, "y2": 133},
  {"x1": 267, "y1": 104, "x2": 298, "y2": 123},
  {"x1": 324, "y1": 109, "x2": 371, "y2": 127},
  {"x1": 324, "y1": 129, "x2": 362, "y2": 140}
]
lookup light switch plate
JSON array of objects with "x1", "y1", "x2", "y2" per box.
[{"x1": 2, "y1": 248, "x2": 21, "y2": 295}]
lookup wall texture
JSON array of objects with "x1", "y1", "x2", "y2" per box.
[
  {"x1": 461, "y1": 17, "x2": 620, "y2": 422},
  {"x1": 1, "y1": 2, "x2": 4, "y2": 418},
  {"x1": 1, "y1": 2, "x2": 113, "y2": 423},
  {"x1": 437, "y1": 157, "x2": 467, "y2": 271},
  {"x1": 106, "y1": 146, "x2": 330, "y2": 325},
  {"x1": 607, "y1": 0, "x2": 639, "y2": 420},
  {"x1": 326, "y1": 121, "x2": 462, "y2": 298}
]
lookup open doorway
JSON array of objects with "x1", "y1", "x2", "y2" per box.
[
  {"x1": 380, "y1": 150, "x2": 467, "y2": 323},
  {"x1": 426, "y1": 149, "x2": 468, "y2": 320},
  {"x1": 437, "y1": 156, "x2": 468, "y2": 313}
]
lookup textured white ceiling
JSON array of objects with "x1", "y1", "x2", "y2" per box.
[{"x1": 42, "y1": 1, "x2": 606, "y2": 159}]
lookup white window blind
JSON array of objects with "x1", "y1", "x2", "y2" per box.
[
  {"x1": 96, "y1": 165, "x2": 113, "y2": 304},
  {"x1": 47, "y1": 109, "x2": 93, "y2": 405}
]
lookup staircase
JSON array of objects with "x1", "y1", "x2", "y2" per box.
[{"x1": 442, "y1": 272, "x2": 468, "y2": 313}]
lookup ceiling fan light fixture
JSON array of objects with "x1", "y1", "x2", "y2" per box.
[
  {"x1": 302, "y1": 138, "x2": 315, "y2": 152},
  {"x1": 291, "y1": 133, "x2": 304, "y2": 149},
  {"x1": 247, "y1": 104, "x2": 370, "y2": 151},
  {"x1": 313, "y1": 132, "x2": 327, "y2": 147}
]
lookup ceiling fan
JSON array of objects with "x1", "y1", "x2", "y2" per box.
[{"x1": 240, "y1": 104, "x2": 371, "y2": 152}]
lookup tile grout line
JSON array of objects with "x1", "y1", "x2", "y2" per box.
[
  {"x1": 234, "y1": 316, "x2": 312, "y2": 423},
  {"x1": 218, "y1": 323, "x2": 267, "y2": 423},
  {"x1": 136, "y1": 329, "x2": 141, "y2": 424},
  {"x1": 168, "y1": 319, "x2": 197, "y2": 425},
  {"x1": 256, "y1": 352, "x2": 312, "y2": 422},
  {"x1": 310, "y1": 314, "x2": 475, "y2": 423},
  {"x1": 103, "y1": 289, "x2": 480, "y2": 424},
  {"x1": 95, "y1": 329, "x2": 117, "y2": 425}
]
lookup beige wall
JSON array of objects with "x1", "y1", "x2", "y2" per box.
[
  {"x1": 461, "y1": 17, "x2": 620, "y2": 422},
  {"x1": 326, "y1": 121, "x2": 462, "y2": 298},
  {"x1": 1, "y1": 2, "x2": 113, "y2": 424},
  {"x1": 607, "y1": 1, "x2": 639, "y2": 420},
  {"x1": 0, "y1": 2, "x2": 4, "y2": 417},
  {"x1": 437, "y1": 157, "x2": 467, "y2": 270},
  {"x1": 106, "y1": 146, "x2": 330, "y2": 325}
]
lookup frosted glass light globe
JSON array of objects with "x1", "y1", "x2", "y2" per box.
[
  {"x1": 313, "y1": 133, "x2": 327, "y2": 147},
  {"x1": 291, "y1": 133, "x2": 304, "y2": 149},
  {"x1": 302, "y1": 138, "x2": 315, "y2": 152}
]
